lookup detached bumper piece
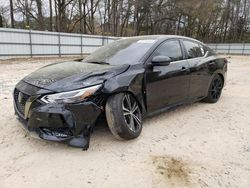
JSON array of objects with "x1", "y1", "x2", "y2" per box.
[
  {"x1": 15, "y1": 97, "x2": 102, "y2": 150},
  {"x1": 40, "y1": 127, "x2": 73, "y2": 139}
]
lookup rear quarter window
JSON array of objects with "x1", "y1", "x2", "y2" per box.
[{"x1": 183, "y1": 40, "x2": 203, "y2": 59}]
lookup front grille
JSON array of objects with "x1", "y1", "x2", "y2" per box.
[{"x1": 14, "y1": 89, "x2": 30, "y2": 116}]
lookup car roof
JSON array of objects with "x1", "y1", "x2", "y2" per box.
[{"x1": 123, "y1": 35, "x2": 204, "y2": 45}]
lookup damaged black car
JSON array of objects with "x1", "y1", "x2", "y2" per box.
[{"x1": 13, "y1": 35, "x2": 227, "y2": 150}]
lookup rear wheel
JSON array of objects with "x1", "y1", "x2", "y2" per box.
[
  {"x1": 203, "y1": 74, "x2": 223, "y2": 103},
  {"x1": 105, "y1": 93, "x2": 142, "y2": 140}
]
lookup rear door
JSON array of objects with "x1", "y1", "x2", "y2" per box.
[
  {"x1": 182, "y1": 40, "x2": 211, "y2": 100},
  {"x1": 146, "y1": 39, "x2": 190, "y2": 112}
]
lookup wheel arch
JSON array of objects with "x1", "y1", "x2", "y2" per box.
[
  {"x1": 105, "y1": 90, "x2": 143, "y2": 108},
  {"x1": 204, "y1": 71, "x2": 225, "y2": 96},
  {"x1": 101, "y1": 69, "x2": 147, "y2": 115},
  {"x1": 103, "y1": 90, "x2": 145, "y2": 115},
  {"x1": 217, "y1": 73, "x2": 225, "y2": 87}
]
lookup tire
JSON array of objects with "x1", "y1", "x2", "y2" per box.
[
  {"x1": 203, "y1": 74, "x2": 223, "y2": 103},
  {"x1": 105, "y1": 93, "x2": 142, "y2": 140}
]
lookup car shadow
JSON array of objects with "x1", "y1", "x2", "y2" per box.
[{"x1": 92, "y1": 102, "x2": 203, "y2": 138}]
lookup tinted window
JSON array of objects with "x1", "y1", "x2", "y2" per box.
[
  {"x1": 183, "y1": 40, "x2": 203, "y2": 58},
  {"x1": 153, "y1": 40, "x2": 183, "y2": 61}
]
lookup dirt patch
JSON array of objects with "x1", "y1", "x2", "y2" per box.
[{"x1": 153, "y1": 156, "x2": 192, "y2": 187}]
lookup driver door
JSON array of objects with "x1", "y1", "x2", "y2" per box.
[{"x1": 145, "y1": 40, "x2": 190, "y2": 112}]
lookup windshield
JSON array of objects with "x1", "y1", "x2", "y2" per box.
[{"x1": 82, "y1": 37, "x2": 157, "y2": 65}]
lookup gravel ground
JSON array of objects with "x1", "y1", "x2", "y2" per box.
[{"x1": 0, "y1": 56, "x2": 250, "y2": 188}]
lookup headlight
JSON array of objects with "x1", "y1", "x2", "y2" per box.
[{"x1": 41, "y1": 85, "x2": 101, "y2": 104}]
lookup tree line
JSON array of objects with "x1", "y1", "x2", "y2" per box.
[{"x1": 0, "y1": 0, "x2": 249, "y2": 43}]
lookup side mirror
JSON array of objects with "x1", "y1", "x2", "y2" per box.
[{"x1": 151, "y1": 56, "x2": 172, "y2": 66}]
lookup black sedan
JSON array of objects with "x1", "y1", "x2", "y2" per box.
[{"x1": 13, "y1": 35, "x2": 227, "y2": 149}]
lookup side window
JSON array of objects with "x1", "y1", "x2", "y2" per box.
[
  {"x1": 153, "y1": 40, "x2": 183, "y2": 61},
  {"x1": 183, "y1": 40, "x2": 203, "y2": 59}
]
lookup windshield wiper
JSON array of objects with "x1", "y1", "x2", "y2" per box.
[{"x1": 85, "y1": 61, "x2": 109, "y2": 65}]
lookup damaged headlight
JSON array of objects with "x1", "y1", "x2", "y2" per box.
[{"x1": 41, "y1": 85, "x2": 102, "y2": 104}]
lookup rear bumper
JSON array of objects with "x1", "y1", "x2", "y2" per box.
[{"x1": 15, "y1": 101, "x2": 102, "y2": 149}]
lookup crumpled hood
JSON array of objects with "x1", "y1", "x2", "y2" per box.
[{"x1": 23, "y1": 61, "x2": 129, "y2": 92}]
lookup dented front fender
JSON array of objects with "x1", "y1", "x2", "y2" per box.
[{"x1": 102, "y1": 65, "x2": 147, "y2": 114}]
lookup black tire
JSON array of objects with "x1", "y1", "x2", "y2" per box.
[
  {"x1": 203, "y1": 74, "x2": 223, "y2": 103},
  {"x1": 105, "y1": 93, "x2": 142, "y2": 140}
]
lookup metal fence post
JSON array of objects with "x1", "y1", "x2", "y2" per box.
[
  {"x1": 80, "y1": 35, "x2": 83, "y2": 56},
  {"x1": 58, "y1": 32, "x2": 61, "y2": 57},
  {"x1": 228, "y1": 43, "x2": 231, "y2": 54},
  {"x1": 102, "y1": 36, "x2": 105, "y2": 46},
  {"x1": 29, "y1": 29, "x2": 33, "y2": 57},
  {"x1": 242, "y1": 42, "x2": 245, "y2": 55}
]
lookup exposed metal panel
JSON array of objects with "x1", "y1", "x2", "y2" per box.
[
  {"x1": 0, "y1": 31, "x2": 29, "y2": 43},
  {"x1": 243, "y1": 50, "x2": 250, "y2": 54},
  {"x1": 61, "y1": 36, "x2": 81, "y2": 45},
  {"x1": 207, "y1": 43, "x2": 250, "y2": 55},
  {"x1": 229, "y1": 49, "x2": 243, "y2": 54},
  {"x1": 32, "y1": 45, "x2": 59, "y2": 55},
  {"x1": 107, "y1": 38, "x2": 117, "y2": 44},
  {"x1": 1, "y1": 28, "x2": 249, "y2": 58},
  {"x1": 61, "y1": 46, "x2": 81, "y2": 54},
  {"x1": 0, "y1": 28, "x2": 118, "y2": 58},
  {"x1": 82, "y1": 46, "x2": 100, "y2": 54},
  {"x1": 230, "y1": 45, "x2": 244, "y2": 50},
  {"x1": 0, "y1": 44, "x2": 30, "y2": 55},
  {"x1": 216, "y1": 49, "x2": 230, "y2": 54},
  {"x1": 215, "y1": 45, "x2": 229, "y2": 50},
  {"x1": 82, "y1": 37, "x2": 102, "y2": 46},
  {"x1": 32, "y1": 33, "x2": 59, "y2": 44},
  {"x1": 244, "y1": 44, "x2": 250, "y2": 49}
]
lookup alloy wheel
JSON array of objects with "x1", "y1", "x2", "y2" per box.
[
  {"x1": 210, "y1": 78, "x2": 223, "y2": 100},
  {"x1": 122, "y1": 94, "x2": 142, "y2": 133}
]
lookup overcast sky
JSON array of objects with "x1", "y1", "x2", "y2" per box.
[{"x1": 0, "y1": 0, "x2": 9, "y2": 7}]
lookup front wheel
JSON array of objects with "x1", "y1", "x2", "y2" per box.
[
  {"x1": 105, "y1": 93, "x2": 142, "y2": 140},
  {"x1": 203, "y1": 74, "x2": 223, "y2": 103}
]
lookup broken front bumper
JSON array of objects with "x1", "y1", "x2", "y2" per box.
[{"x1": 14, "y1": 99, "x2": 102, "y2": 149}]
